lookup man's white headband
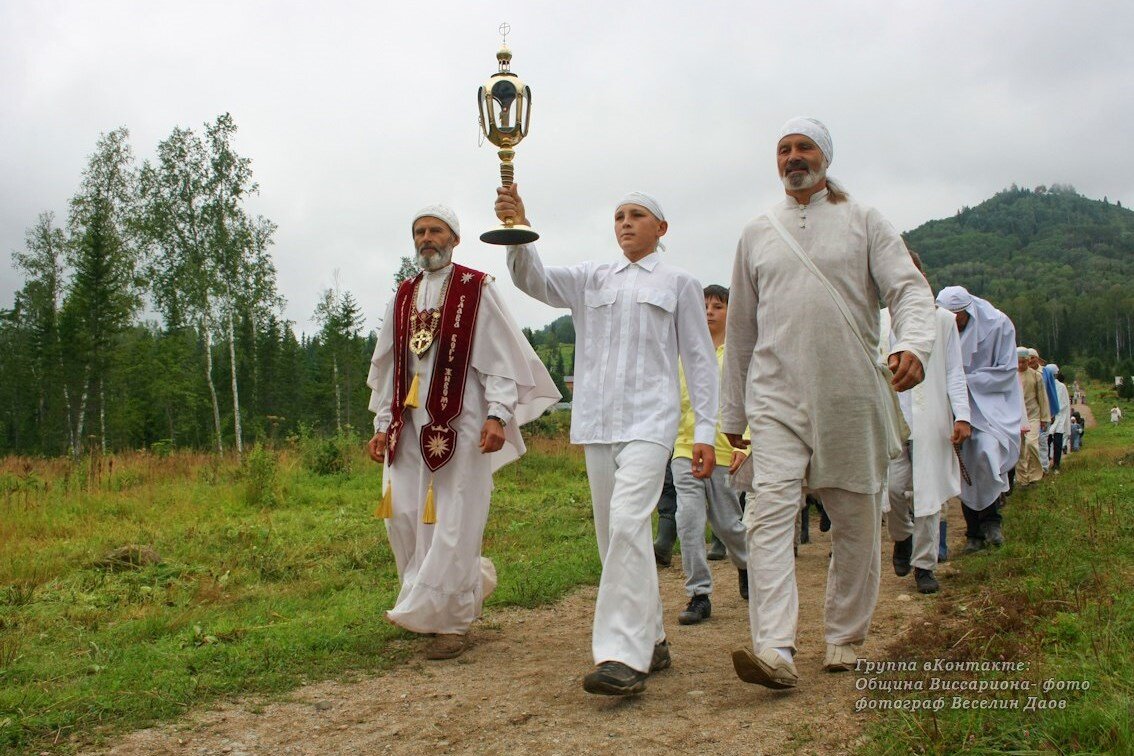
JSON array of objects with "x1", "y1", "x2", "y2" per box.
[
  {"x1": 411, "y1": 204, "x2": 460, "y2": 238},
  {"x1": 779, "y1": 116, "x2": 834, "y2": 166}
]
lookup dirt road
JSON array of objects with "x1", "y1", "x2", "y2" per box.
[{"x1": 91, "y1": 511, "x2": 956, "y2": 756}]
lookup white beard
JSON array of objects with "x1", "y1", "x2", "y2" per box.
[
  {"x1": 416, "y1": 245, "x2": 454, "y2": 272},
  {"x1": 781, "y1": 165, "x2": 825, "y2": 192}
]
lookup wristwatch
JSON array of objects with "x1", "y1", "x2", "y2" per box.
[{"x1": 487, "y1": 415, "x2": 507, "y2": 427}]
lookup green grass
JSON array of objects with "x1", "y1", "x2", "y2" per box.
[
  {"x1": 862, "y1": 384, "x2": 1134, "y2": 754},
  {"x1": 0, "y1": 436, "x2": 595, "y2": 752}
]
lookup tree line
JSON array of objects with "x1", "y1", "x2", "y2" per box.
[{"x1": 1, "y1": 116, "x2": 376, "y2": 457}]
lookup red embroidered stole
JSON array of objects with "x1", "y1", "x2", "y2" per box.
[{"x1": 386, "y1": 264, "x2": 487, "y2": 471}]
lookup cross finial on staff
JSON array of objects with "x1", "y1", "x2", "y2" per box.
[{"x1": 498, "y1": 22, "x2": 511, "y2": 45}]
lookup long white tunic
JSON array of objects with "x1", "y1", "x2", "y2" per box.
[
  {"x1": 940, "y1": 292, "x2": 1023, "y2": 511},
  {"x1": 722, "y1": 190, "x2": 936, "y2": 495},
  {"x1": 1052, "y1": 380, "x2": 1071, "y2": 435},
  {"x1": 506, "y1": 244, "x2": 718, "y2": 448},
  {"x1": 366, "y1": 265, "x2": 560, "y2": 634},
  {"x1": 883, "y1": 306, "x2": 970, "y2": 516}
]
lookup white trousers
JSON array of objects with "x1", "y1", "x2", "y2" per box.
[
  {"x1": 886, "y1": 447, "x2": 939, "y2": 572},
  {"x1": 744, "y1": 481, "x2": 882, "y2": 652},
  {"x1": 585, "y1": 441, "x2": 670, "y2": 673}
]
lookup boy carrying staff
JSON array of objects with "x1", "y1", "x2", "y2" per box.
[{"x1": 495, "y1": 185, "x2": 719, "y2": 696}]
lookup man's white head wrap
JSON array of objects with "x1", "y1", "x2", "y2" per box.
[
  {"x1": 616, "y1": 191, "x2": 666, "y2": 221},
  {"x1": 1017, "y1": 347, "x2": 1030, "y2": 360},
  {"x1": 936, "y1": 286, "x2": 974, "y2": 313},
  {"x1": 411, "y1": 204, "x2": 460, "y2": 238},
  {"x1": 1028, "y1": 348, "x2": 1039, "y2": 358},
  {"x1": 779, "y1": 116, "x2": 834, "y2": 166},
  {"x1": 616, "y1": 191, "x2": 667, "y2": 251}
]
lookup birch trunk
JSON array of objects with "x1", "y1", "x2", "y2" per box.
[
  {"x1": 74, "y1": 372, "x2": 90, "y2": 458},
  {"x1": 227, "y1": 309, "x2": 243, "y2": 455},
  {"x1": 333, "y1": 355, "x2": 342, "y2": 433},
  {"x1": 99, "y1": 379, "x2": 107, "y2": 454},
  {"x1": 203, "y1": 316, "x2": 223, "y2": 454}
]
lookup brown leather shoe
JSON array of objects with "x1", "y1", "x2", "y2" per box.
[
  {"x1": 732, "y1": 647, "x2": 798, "y2": 689},
  {"x1": 425, "y1": 633, "x2": 468, "y2": 660}
]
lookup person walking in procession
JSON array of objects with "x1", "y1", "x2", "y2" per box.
[
  {"x1": 496, "y1": 185, "x2": 720, "y2": 697},
  {"x1": 672, "y1": 284, "x2": 751, "y2": 625},
  {"x1": 366, "y1": 205, "x2": 559, "y2": 660},
  {"x1": 721, "y1": 117, "x2": 936, "y2": 690},
  {"x1": 935, "y1": 286, "x2": 1024, "y2": 553}
]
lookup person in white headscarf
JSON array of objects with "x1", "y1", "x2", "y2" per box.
[
  {"x1": 881, "y1": 251, "x2": 971, "y2": 595},
  {"x1": 1016, "y1": 346, "x2": 1050, "y2": 485},
  {"x1": 935, "y1": 286, "x2": 1024, "y2": 552},
  {"x1": 721, "y1": 117, "x2": 936, "y2": 689},
  {"x1": 494, "y1": 185, "x2": 720, "y2": 697},
  {"x1": 366, "y1": 205, "x2": 559, "y2": 660},
  {"x1": 1045, "y1": 364, "x2": 1070, "y2": 471}
]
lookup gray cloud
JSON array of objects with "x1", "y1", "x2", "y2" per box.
[{"x1": 3, "y1": 0, "x2": 1131, "y2": 336}]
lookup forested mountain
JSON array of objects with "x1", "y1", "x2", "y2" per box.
[{"x1": 906, "y1": 185, "x2": 1133, "y2": 369}]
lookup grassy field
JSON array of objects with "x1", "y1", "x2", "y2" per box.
[
  {"x1": 864, "y1": 387, "x2": 1134, "y2": 754},
  {"x1": 0, "y1": 431, "x2": 595, "y2": 752}
]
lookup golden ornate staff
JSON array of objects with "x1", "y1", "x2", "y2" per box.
[{"x1": 478, "y1": 22, "x2": 539, "y2": 245}]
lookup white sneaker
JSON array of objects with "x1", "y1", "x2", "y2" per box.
[
  {"x1": 823, "y1": 643, "x2": 858, "y2": 672},
  {"x1": 732, "y1": 647, "x2": 798, "y2": 689}
]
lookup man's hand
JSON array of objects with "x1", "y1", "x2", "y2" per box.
[
  {"x1": 951, "y1": 420, "x2": 972, "y2": 445},
  {"x1": 691, "y1": 443, "x2": 716, "y2": 479},
  {"x1": 888, "y1": 351, "x2": 925, "y2": 392},
  {"x1": 367, "y1": 432, "x2": 387, "y2": 463},
  {"x1": 729, "y1": 450, "x2": 748, "y2": 475},
  {"x1": 495, "y1": 184, "x2": 530, "y2": 227},
  {"x1": 480, "y1": 418, "x2": 506, "y2": 453},
  {"x1": 725, "y1": 433, "x2": 750, "y2": 450}
]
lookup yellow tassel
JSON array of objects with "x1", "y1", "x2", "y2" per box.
[
  {"x1": 422, "y1": 478, "x2": 436, "y2": 524},
  {"x1": 374, "y1": 478, "x2": 393, "y2": 519},
  {"x1": 404, "y1": 373, "x2": 421, "y2": 409}
]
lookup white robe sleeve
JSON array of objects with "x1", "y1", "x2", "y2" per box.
[
  {"x1": 722, "y1": 235, "x2": 757, "y2": 435},
  {"x1": 943, "y1": 315, "x2": 971, "y2": 424},
  {"x1": 470, "y1": 280, "x2": 561, "y2": 471},
  {"x1": 866, "y1": 208, "x2": 935, "y2": 371},
  {"x1": 506, "y1": 243, "x2": 590, "y2": 310},
  {"x1": 674, "y1": 275, "x2": 720, "y2": 446},
  {"x1": 366, "y1": 297, "x2": 397, "y2": 433}
]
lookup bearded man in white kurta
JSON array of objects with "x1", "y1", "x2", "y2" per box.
[
  {"x1": 496, "y1": 186, "x2": 720, "y2": 697},
  {"x1": 935, "y1": 286, "x2": 1023, "y2": 552},
  {"x1": 882, "y1": 253, "x2": 971, "y2": 596},
  {"x1": 366, "y1": 206, "x2": 559, "y2": 661},
  {"x1": 721, "y1": 117, "x2": 936, "y2": 689}
]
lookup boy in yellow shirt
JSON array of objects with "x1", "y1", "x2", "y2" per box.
[{"x1": 672, "y1": 285, "x2": 750, "y2": 624}]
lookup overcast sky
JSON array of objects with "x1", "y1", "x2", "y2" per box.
[{"x1": 2, "y1": 0, "x2": 1131, "y2": 336}]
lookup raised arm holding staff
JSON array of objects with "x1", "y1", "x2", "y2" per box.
[{"x1": 497, "y1": 185, "x2": 719, "y2": 697}]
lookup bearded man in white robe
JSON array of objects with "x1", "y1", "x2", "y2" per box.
[
  {"x1": 882, "y1": 252, "x2": 971, "y2": 596},
  {"x1": 721, "y1": 117, "x2": 936, "y2": 689},
  {"x1": 367, "y1": 205, "x2": 559, "y2": 660},
  {"x1": 935, "y1": 286, "x2": 1023, "y2": 552}
]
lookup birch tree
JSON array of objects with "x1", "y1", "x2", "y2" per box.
[{"x1": 64, "y1": 127, "x2": 141, "y2": 455}]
